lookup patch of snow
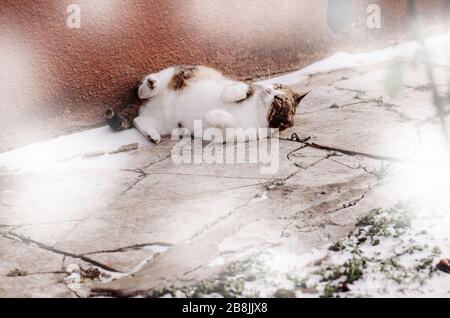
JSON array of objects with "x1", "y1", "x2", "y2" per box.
[
  {"x1": 259, "y1": 32, "x2": 450, "y2": 86},
  {"x1": 100, "y1": 245, "x2": 171, "y2": 283},
  {"x1": 127, "y1": 245, "x2": 171, "y2": 275},
  {"x1": 64, "y1": 263, "x2": 81, "y2": 274},
  {"x1": 209, "y1": 257, "x2": 226, "y2": 267},
  {"x1": 262, "y1": 250, "x2": 326, "y2": 273},
  {"x1": 0, "y1": 126, "x2": 150, "y2": 172}
]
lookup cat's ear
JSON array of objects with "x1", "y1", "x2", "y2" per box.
[{"x1": 292, "y1": 89, "x2": 311, "y2": 106}]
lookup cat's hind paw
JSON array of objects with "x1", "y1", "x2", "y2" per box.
[{"x1": 148, "y1": 134, "x2": 161, "y2": 144}]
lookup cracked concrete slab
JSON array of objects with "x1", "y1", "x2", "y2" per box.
[{"x1": 1, "y1": 44, "x2": 449, "y2": 297}]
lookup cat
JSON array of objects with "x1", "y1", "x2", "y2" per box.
[{"x1": 105, "y1": 65, "x2": 309, "y2": 143}]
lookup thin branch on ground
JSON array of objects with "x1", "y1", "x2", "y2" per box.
[{"x1": 280, "y1": 133, "x2": 414, "y2": 163}]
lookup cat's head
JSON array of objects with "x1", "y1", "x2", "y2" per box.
[{"x1": 261, "y1": 83, "x2": 310, "y2": 131}]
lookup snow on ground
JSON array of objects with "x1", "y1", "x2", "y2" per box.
[
  {"x1": 0, "y1": 126, "x2": 150, "y2": 173},
  {"x1": 260, "y1": 32, "x2": 450, "y2": 86},
  {"x1": 168, "y1": 202, "x2": 450, "y2": 298},
  {"x1": 299, "y1": 203, "x2": 450, "y2": 298}
]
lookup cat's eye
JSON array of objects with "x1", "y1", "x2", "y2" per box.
[{"x1": 274, "y1": 96, "x2": 283, "y2": 103}]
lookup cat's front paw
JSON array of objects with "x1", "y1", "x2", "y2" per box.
[
  {"x1": 138, "y1": 76, "x2": 159, "y2": 99},
  {"x1": 221, "y1": 83, "x2": 252, "y2": 103}
]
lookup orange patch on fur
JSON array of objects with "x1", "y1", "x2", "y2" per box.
[{"x1": 169, "y1": 65, "x2": 198, "y2": 90}]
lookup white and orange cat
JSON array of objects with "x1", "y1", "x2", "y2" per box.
[{"x1": 106, "y1": 65, "x2": 309, "y2": 143}]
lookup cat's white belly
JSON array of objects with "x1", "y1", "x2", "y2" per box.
[
  {"x1": 141, "y1": 80, "x2": 264, "y2": 136},
  {"x1": 194, "y1": 82, "x2": 263, "y2": 128}
]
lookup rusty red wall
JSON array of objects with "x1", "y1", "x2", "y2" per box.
[{"x1": 0, "y1": 0, "x2": 448, "y2": 151}]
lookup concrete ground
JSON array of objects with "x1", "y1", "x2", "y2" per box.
[{"x1": 1, "y1": 38, "x2": 450, "y2": 297}]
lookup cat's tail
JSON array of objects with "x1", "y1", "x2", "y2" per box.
[
  {"x1": 105, "y1": 102, "x2": 142, "y2": 131},
  {"x1": 105, "y1": 109, "x2": 124, "y2": 131}
]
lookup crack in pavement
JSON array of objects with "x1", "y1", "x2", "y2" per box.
[
  {"x1": 259, "y1": 143, "x2": 340, "y2": 196},
  {"x1": 0, "y1": 219, "x2": 85, "y2": 230},
  {"x1": 333, "y1": 85, "x2": 450, "y2": 126},
  {"x1": 1, "y1": 231, "x2": 122, "y2": 273},
  {"x1": 121, "y1": 155, "x2": 171, "y2": 195},
  {"x1": 257, "y1": 148, "x2": 371, "y2": 238},
  {"x1": 122, "y1": 169, "x2": 147, "y2": 195},
  {"x1": 118, "y1": 180, "x2": 265, "y2": 205},
  {"x1": 294, "y1": 218, "x2": 350, "y2": 233},
  {"x1": 189, "y1": 192, "x2": 259, "y2": 241},
  {"x1": 280, "y1": 186, "x2": 372, "y2": 238},
  {"x1": 277, "y1": 149, "x2": 377, "y2": 238},
  {"x1": 46, "y1": 156, "x2": 174, "y2": 247},
  {"x1": 334, "y1": 86, "x2": 367, "y2": 95},
  {"x1": 142, "y1": 172, "x2": 273, "y2": 180},
  {"x1": 6, "y1": 270, "x2": 66, "y2": 277},
  {"x1": 182, "y1": 264, "x2": 204, "y2": 278},
  {"x1": 286, "y1": 147, "x2": 340, "y2": 170},
  {"x1": 266, "y1": 140, "x2": 337, "y2": 188},
  {"x1": 90, "y1": 217, "x2": 249, "y2": 297},
  {"x1": 83, "y1": 242, "x2": 174, "y2": 256},
  {"x1": 305, "y1": 190, "x2": 370, "y2": 216},
  {"x1": 313, "y1": 87, "x2": 417, "y2": 123},
  {"x1": 303, "y1": 68, "x2": 449, "y2": 128},
  {"x1": 332, "y1": 84, "x2": 415, "y2": 119},
  {"x1": 330, "y1": 158, "x2": 391, "y2": 181},
  {"x1": 121, "y1": 155, "x2": 277, "y2": 195}
]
